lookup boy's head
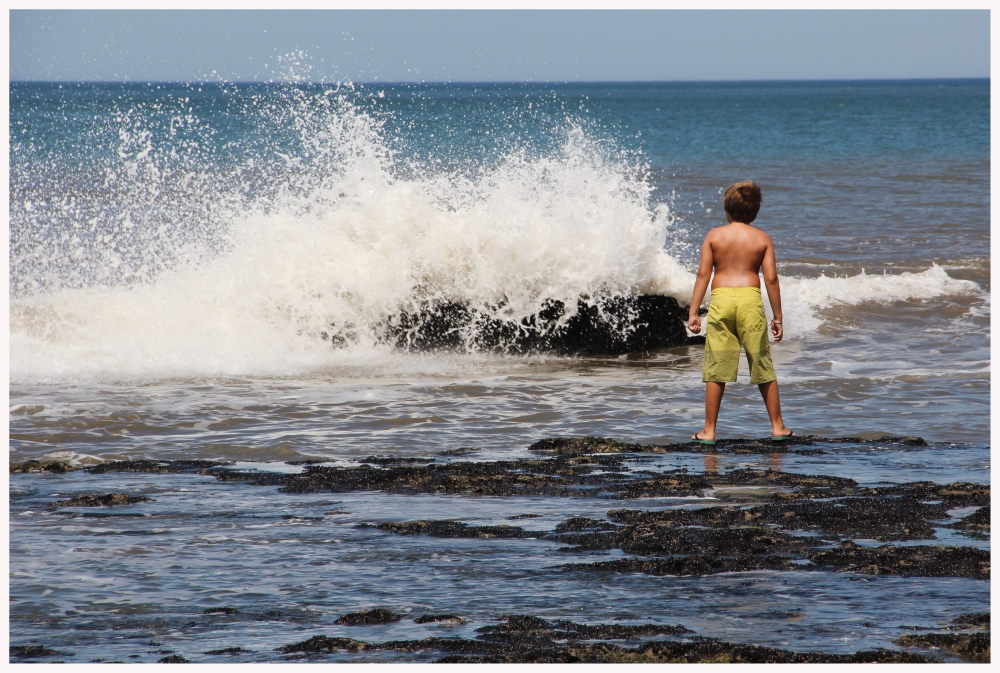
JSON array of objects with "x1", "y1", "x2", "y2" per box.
[{"x1": 723, "y1": 180, "x2": 762, "y2": 224}]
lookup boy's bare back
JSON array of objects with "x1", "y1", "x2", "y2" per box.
[{"x1": 703, "y1": 221, "x2": 776, "y2": 290}]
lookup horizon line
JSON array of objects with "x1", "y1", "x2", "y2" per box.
[{"x1": 10, "y1": 76, "x2": 990, "y2": 86}]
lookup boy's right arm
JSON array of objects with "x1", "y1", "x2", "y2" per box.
[{"x1": 687, "y1": 235, "x2": 714, "y2": 333}]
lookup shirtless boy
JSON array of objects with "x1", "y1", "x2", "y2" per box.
[{"x1": 686, "y1": 180, "x2": 794, "y2": 444}]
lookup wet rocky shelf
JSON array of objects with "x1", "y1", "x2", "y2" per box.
[
  {"x1": 13, "y1": 436, "x2": 989, "y2": 582},
  {"x1": 9, "y1": 435, "x2": 990, "y2": 664}
]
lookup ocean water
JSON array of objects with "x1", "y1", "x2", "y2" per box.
[{"x1": 9, "y1": 79, "x2": 989, "y2": 661}]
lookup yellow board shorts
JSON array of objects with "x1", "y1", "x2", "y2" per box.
[{"x1": 702, "y1": 287, "x2": 776, "y2": 384}]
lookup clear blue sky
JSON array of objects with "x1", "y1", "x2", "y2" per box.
[{"x1": 10, "y1": 10, "x2": 990, "y2": 83}]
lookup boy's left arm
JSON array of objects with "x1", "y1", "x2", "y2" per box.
[{"x1": 761, "y1": 238, "x2": 784, "y2": 342}]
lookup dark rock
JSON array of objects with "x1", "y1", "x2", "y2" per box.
[
  {"x1": 557, "y1": 525, "x2": 811, "y2": 557},
  {"x1": 609, "y1": 490, "x2": 945, "y2": 542},
  {"x1": 894, "y1": 632, "x2": 990, "y2": 662},
  {"x1": 334, "y1": 609, "x2": 402, "y2": 626},
  {"x1": 564, "y1": 555, "x2": 797, "y2": 576},
  {"x1": 86, "y1": 459, "x2": 231, "y2": 474},
  {"x1": 376, "y1": 295, "x2": 691, "y2": 356},
  {"x1": 272, "y1": 454, "x2": 706, "y2": 499},
  {"x1": 10, "y1": 460, "x2": 75, "y2": 473},
  {"x1": 202, "y1": 607, "x2": 238, "y2": 615},
  {"x1": 49, "y1": 493, "x2": 151, "y2": 508},
  {"x1": 616, "y1": 474, "x2": 714, "y2": 499},
  {"x1": 951, "y1": 613, "x2": 990, "y2": 628},
  {"x1": 627, "y1": 640, "x2": 936, "y2": 664},
  {"x1": 276, "y1": 615, "x2": 939, "y2": 663},
  {"x1": 529, "y1": 437, "x2": 647, "y2": 455},
  {"x1": 277, "y1": 636, "x2": 370, "y2": 653},
  {"x1": 476, "y1": 615, "x2": 690, "y2": 644},
  {"x1": 871, "y1": 482, "x2": 989, "y2": 509},
  {"x1": 368, "y1": 521, "x2": 533, "y2": 539},
  {"x1": 810, "y1": 541, "x2": 989, "y2": 580},
  {"x1": 358, "y1": 455, "x2": 436, "y2": 465},
  {"x1": 157, "y1": 654, "x2": 188, "y2": 663},
  {"x1": 10, "y1": 644, "x2": 58, "y2": 659},
  {"x1": 508, "y1": 513, "x2": 541, "y2": 520},
  {"x1": 949, "y1": 506, "x2": 990, "y2": 530},
  {"x1": 527, "y1": 436, "x2": 927, "y2": 457},
  {"x1": 554, "y1": 517, "x2": 616, "y2": 533},
  {"x1": 414, "y1": 614, "x2": 467, "y2": 624}
]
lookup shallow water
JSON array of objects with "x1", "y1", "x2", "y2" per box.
[{"x1": 9, "y1": 79, "x2": 990, "y2": 661}]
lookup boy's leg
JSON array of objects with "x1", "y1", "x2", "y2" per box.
[
  {"x1": 757, "y1": 380, "x2": 792, "y2": 437},
  {"x1": 697, "y1": 382, "x2": 726, "y2": 440}
]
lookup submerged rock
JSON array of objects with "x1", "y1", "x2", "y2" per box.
[
  {"x1": 10, "y1": 644, "x2": 58, "y2": 659},
  {"x1": 49, "y1": 493, "x2": 151, "y2": 508},
  {"x1": 202, "y1": 607, "x2": 239, "y2": 615},
  {"x1": 414, "y1": 614, "x2": 467, "y2": 625},
  {"x1": 563, "y1": 555, "x2": 798, "y2": 576},
  {"x1": 204, "y1": 647, "x2": 254, "y2": 655},
  {"x1": 367, "y1": 521, "x2": 534, "y2": 539}
]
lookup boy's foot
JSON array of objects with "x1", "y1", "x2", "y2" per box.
[
  {"x1": 770, "y1": 430, "x2": 797, "y2": 441},
  {"x1": 691, "y1": 431, "x2": 717, "y2": 446}
]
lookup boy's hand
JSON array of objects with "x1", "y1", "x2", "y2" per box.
[
  {"x1": 771, "y1": 320, "x2": 783, "y2": 343},
  {"x1": 688, "y1": 315, "x2": 702, "y2": 334}
]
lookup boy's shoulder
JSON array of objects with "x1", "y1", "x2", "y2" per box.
[{"x1": 706, "y1": 223, "x2": 773, "y2": 243}]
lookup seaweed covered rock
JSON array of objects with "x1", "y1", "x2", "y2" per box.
[
  {"x1": 85, "y1": 459, "x2": 232, "y2": 474},
  {"x1": 49, "y1": 493, "x2": 151, "y2": 508},
  {"x1": 10, "y1": 644, "x2": 58, "y2": 659},
  {"x1": 609, "y1": 493, "x2": 946, "y2": 541},
  {"x1": 809, "y1": 541, "x2": 990, "y2": 579},
  {"x1": 334, "y1": 609, "x2": 402, "y2": 626},
  {"x1": 895, "y1": 632, "x2": 990, "y2": 662},
  {"x1": 10, "y1": 460, "x2": 76, "y2": 473}
]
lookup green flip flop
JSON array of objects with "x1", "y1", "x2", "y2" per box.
[
  {"x1": 770, "y1": 431, "x2": 797, "y2": 442},
  {"x1": 691, "y1": 432, "x2": 716, "y2": 446}
]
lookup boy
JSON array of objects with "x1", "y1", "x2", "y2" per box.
[{"x1": 686, "y1": 180, "x2": 794, "y2": 444}]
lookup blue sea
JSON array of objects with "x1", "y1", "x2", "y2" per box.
[{"x1": 9, "y1": 79, "x2": 990, "y2": 661}]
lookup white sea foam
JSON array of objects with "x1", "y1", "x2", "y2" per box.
[
  {"x1": 762, "y1": 264, "x2": 984, "y2": 339},
  {"x1": 8, "y1": 86, "x2": 985, "y2": 383}
]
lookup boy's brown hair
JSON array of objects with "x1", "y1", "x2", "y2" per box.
[{"x1": 723, "y1": 180, "x2": 762, "y2": 224}]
